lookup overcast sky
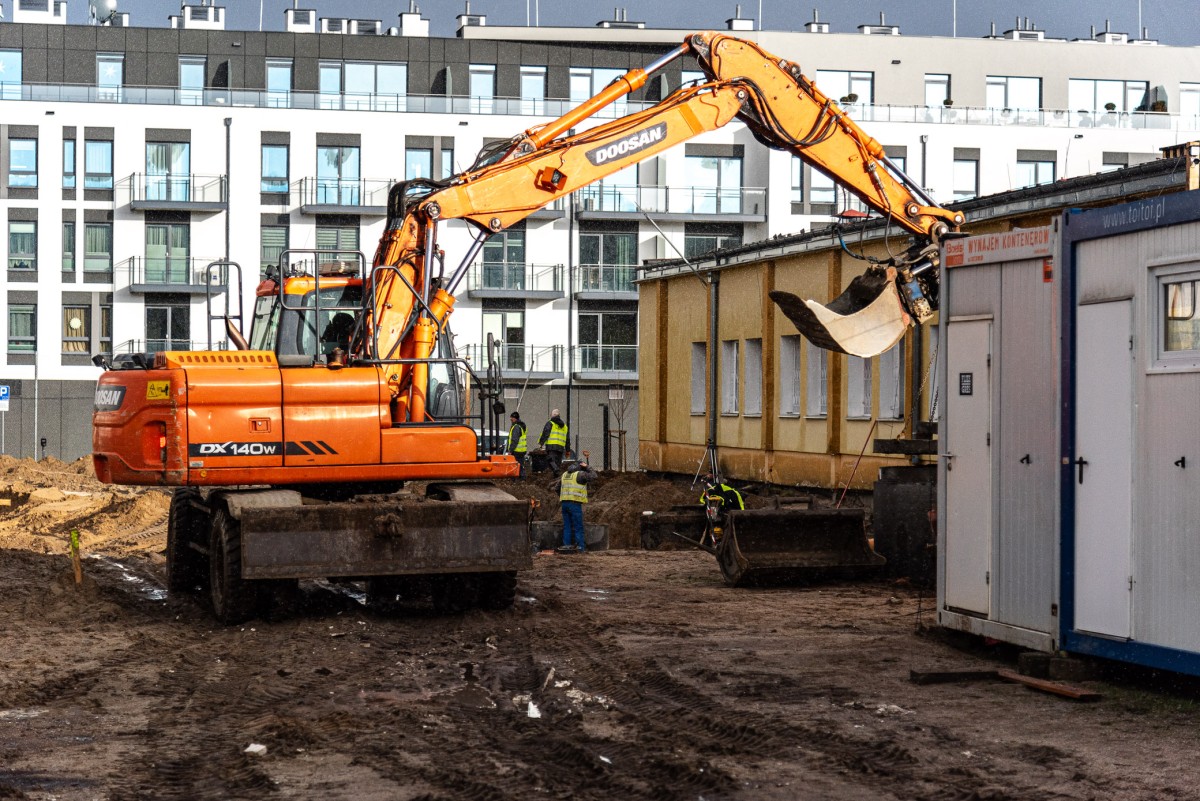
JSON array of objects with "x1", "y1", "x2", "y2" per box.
[{"x1": 60, "y1": 0, "x2": 1199, "y2": 46}]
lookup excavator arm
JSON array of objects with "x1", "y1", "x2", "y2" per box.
[{"x1": 366, "y1": 31, "x2": 965, "y2": 421}]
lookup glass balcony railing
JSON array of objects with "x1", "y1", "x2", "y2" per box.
[
  {"x1": 296, "y1": 177, "x2": 392, "y2": 208},
  {"x1": 461, "y1": 343, "x2": 563, "y2": 375},
  {"x1": 1, "y1": 81, "x2": 1197, "y2": 131},
  {"x1": 575, "y1": 264, "x2": 637, "y2": 294},
  {"x1": 574, "y1": 184, "x2": 767, "y2": 216},
  {"x1": 122, "y1": 173, "x2": 228, "y2": 205},
  {"x1": 119, "y1": 257, "x2": 225, "y2": 287},
  {"x1": 468, "y1": 262, "x2": 563, "y2": 293},
  {"x1": 574, "y1": 344, "x2": 638, "y2": 373},
  {"x1": 114, "y1": 338, "x2": 228, "y2": 354}
]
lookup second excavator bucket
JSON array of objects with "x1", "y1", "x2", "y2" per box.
[
  {"x1": 715, "y1": 507, "x2": 885, "y2": 587},
  {"x1": 769, "y1": 268, "x2": 911, "y2": 358}
]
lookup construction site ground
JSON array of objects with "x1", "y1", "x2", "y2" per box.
[{"x1": 1, "y1": 456, "x2": 1197, "y2": 800}]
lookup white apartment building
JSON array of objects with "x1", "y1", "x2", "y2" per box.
[{"x1": 0, "y1": 1, "x2": 1197, "y2": 460}]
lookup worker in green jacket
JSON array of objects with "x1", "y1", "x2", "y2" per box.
[
  {"x1": 539, "y1": 408, "x2": 568, "y2": 474},
  {"x1": 551, "y1": 451, "x2": 597, "y2": 552}
]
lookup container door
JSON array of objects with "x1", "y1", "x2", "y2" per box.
[
  {"x1": 944, "y1": 319, "x2": 992, "y2": 615},
  {"x1": 1073, "y1": 300, "x2": 1133, "y2": 639}
]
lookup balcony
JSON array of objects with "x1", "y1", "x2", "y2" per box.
[
  {"x1": 572, "y1": 344, "x2": 638, "y2": 381},
  {"x1": 2, "y1": 80, "x2": 1198, "y2": 132},
  {"x1": 465, "y1": 262, "x2": 564, "y2": 300},
  {"x1": 120, "y1": 257, "x2": 227, "y2": 294},
  {"x1": 296, "y1": 177, "x2": 390, "y2": 215},
  {"x1": 574, "y1": 263, "x2": 637, "y2": 300},
  {"x1": 574, "y1": 184, "x2": 767, "y2": 222},
  {"x1": 121, "y1": 173, "x2": 228, "y2": 212},
  {"x1": 460, "y1": 343, "x2": 563, "y2": 380}
]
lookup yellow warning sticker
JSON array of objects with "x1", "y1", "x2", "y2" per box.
[{"x1": 146, "y1": 381, "x2": 171, "y2": 400}]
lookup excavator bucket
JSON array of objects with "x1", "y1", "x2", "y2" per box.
[
  {"x1": 714, "y1": 507, "x2": 885, "y2": 587},
  {"x1": 769, "y1": 268, "x2": 911, "y2": 358}
]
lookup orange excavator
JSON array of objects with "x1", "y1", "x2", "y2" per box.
[{"x1": 92, "y1": 32, "x2": 963, "y2": 622}]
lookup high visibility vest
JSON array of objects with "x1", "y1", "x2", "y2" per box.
[
  {"x1": 701, "y1": 483, "x2": 744, "y2": 510},
  {"x1": 546, "y1": 420, "x2": 568, "y2": 449},
  {"x1": 560, "y1": 469, "x2": 588, "y2": 503},
  {"x1": 508, "y1": 422, "x2": 527, "y2": 454}
]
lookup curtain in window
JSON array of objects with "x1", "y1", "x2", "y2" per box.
[
  {"x1": 62, "y1": 307, "x2": 90, "y2": 353},
  {"x1": 84, "y1": 224, "x2": 112, "y2": 271}
]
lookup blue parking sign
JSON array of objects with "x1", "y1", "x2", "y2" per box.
[{"x1": 0, "y1": 386, "x2": 8, "y2": 401}]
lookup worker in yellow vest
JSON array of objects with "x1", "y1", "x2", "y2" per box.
[
  {"x1": 507, "y1": 411, "x2": 528, "y2": 478},
  {"x1": 539, "y1": 408, "x2": 568, "y2": 474},
  {"x1": 552, "y1": 451, "x2": 597, "y2": 552}
]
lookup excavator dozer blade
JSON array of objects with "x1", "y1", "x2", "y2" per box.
[
  {"x1": 715, "y1": 508, "x2": 885, "y2": 587},
  {"x1": 769, "y1": 269, "x2": 911, "y2": 358}
]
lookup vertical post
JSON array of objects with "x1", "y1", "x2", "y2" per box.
[
  {"x1": 33, "y1": 363, "x2": 38, "y2": 460},
  {"x1": 600, "y1": 402, "x2": 610, "y2": 471},
  {"x1": 224, "y1": 118, "x2": 232, "y2": 264},
  {"x1": 707, "y1": 272, "x2": 720, "y2": 479},
  {"x1": 567, "y1": 192, "x2": 575, "y2": 450}
]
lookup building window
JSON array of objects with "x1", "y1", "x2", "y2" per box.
[
  {"x1": 691, "y1": 342, "x2": 707, "y2": 415},
  {"x1": 85, "y1": 223, "x2": 113, "y2": 272},
  {"x1": 481, "y1": 226, "x2": 526, "y2": 290},
  {"x1": 62, "y1": 306, "x2": 91, "y2": 353},
  {"x1": 261, "y1": 144, "x2": 288, "y2": 193},
  {"x1": 8, "y1": 221, "x2": 36, "y2": 270},
  {"x1": 924, "y1": 73, "x2": 950, "y2": 107},
  {"x1": 805, "y1": 340, "x2": 827, "y2": 417},
  {"x1": 100, "y1": 302, "x2": 113, "y2": 354},
  {"x1": 1157, "y1": 270, "x2": 1200, "y2": 366},
  {"x1": 1068, "y1": 78, "x2": 1149, "y2": 114},
  {"x1": 8, "y1": 305, "x2": 35, "y2": 352},
  {"x1": 815, "y1": 69, "x2": 874, "y2": 105},
  {"x1": 266, "y1": 59, "x2": 293, "y2": 108},
  {"x1": 316, "y1": 146, "x2": 360, "y2": 205},
  {"x1": 63, "y1": 140, "x2": 76, "y2": 189},
  {"x1": 579, "y1": 228, "x2": 636, "y2": 292},
  {"x1": 85, "y1": 140, "x2": 113, "y2": 190},
  {"x1": 779, "y1": 335, "x2": 801, "y2": 416},
  {"x1": 482, "y1": 301, "x2": 525, "y2": 371},
  {"x1": 879, "y1": 342, "x2": 905, "y2": 420},
  {"x1": 96, "y1": 53, "x2": 124, "y2": 102},
  {"x1": 8, "y1": 139, "x2": 36, "y2": 188},
  {"x1": 146, "y1": 142, "x2": 190, "y2": 202},
  {"x1": 145, "y1": 222, "x2": 190, "y2": 283},
  {"x1": 570, "y1": 67, "x2": 625, "y2": 117},
  {"x1": 744, "y1": 338, "x2": 763, "y2": 416},
  {"x1": 0, "y1": 50, "x2": 21, "y2": 100},
  {"x1": 578, "y1": 310, "x2": 636, "y2": 372},
  {"x1": 468, "y1": 64, "x2": 496, "y2": 113},
  {"x1": 145, "y1": 298, "x2": 190, "y2": 352},
  {"x1": 1015, "y1": 153, "x2": 1055, "y2": 188},
  {"x1": 952, "y1": 158, "x2": 979, "y2": 201},
  {"x1": 62, "y1": 221, "x2": 75, "y2": 271},
  {"x1": 985, "y1": 75, "x2": 1041, "y2": 111},
  {"x1": 261, "y1": 225, "x2": 288, "y2": 276},
  {"x1": 684, "y1": 223, "x2": 741, "y2": 260},
  {"x1": 721, "y1": 340, "x2": 739, "y2": 414},
  {"x1": 178, "y1": 56, "x2": 205, "y2": 105},
  {"x1": 1182, "y1": 83, "x2": 1200, "y2": 122},
  {"x1": 683, "y1": 155, "x2": 743, "y2": 214},
  {"x1": 319, "y1": 62, "x2": 342, "y2": 109},
  {"x1": 847, "y1": 355, "x2": 872, "y2": 419},
  {"x1": 315, "y1": 223, "x2": 359, "y2": 264},
  {"x1": 405, "y1": 147, "x2": 453, "y2": 181},
  {"x1": 810, "y1": 169, "x2": 835, "y2": 205},
  {"x1": 341, "y1": 62, "x2": 407, "y2": 111},
  {"x1": 520, "y1": 66, "x2": 546, "y2": 115},
  {"x1": 790, "y1": 156, "x2": 804, "y2": 204}
]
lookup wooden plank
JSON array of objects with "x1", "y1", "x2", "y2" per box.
[
  {"x1": 997, "y1": 669, "x2": 1102, "y2": 701},
  {"x1": 909, "y1": 668, "x2": 1000, "y2": 685}
]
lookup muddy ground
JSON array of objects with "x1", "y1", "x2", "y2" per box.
[{"x1": 1, "y1": 457, "x2": 1198, "y2": 800}]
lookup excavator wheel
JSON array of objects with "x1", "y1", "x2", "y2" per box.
[
  {"x1": 208, "y1": 505, "x2": 263, "y2": 625},
  {"x1": 166, "y1": 488, "x2": 207, "y2": 595},
  {"x1": 477, "y1": 571, "x2": 518, "y2": 610}
]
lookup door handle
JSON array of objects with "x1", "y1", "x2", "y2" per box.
[
  {"x1": 1075, "y1": 456, "x2": 1089, "y2": 484},
  {"x1": 939, "y1": 452, "x2": 955, "y2": 471}
]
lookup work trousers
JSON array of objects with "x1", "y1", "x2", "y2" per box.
[{"x1": 561, "y1": 501, "x2": 586, "y2": 552}]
